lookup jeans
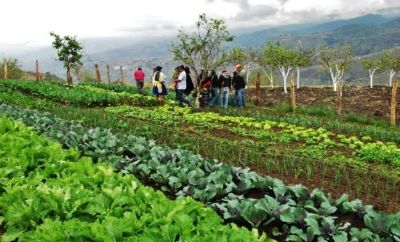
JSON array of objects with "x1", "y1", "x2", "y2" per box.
[
  {"x1": 176, "y1": 89, "x2": 190, "y2": 107},
  {"x1": 209, "y1": 87, "x2": 220, "y2": 107},
  {"x1": 219, "y1": 87, "x2": 230, "y2": 108},
  {"x1": 136, "y1": 81, "x2": 144, "y2": 94},
  {"x1": 235, "y1": 88, "x2": 245, "y2": 107}
]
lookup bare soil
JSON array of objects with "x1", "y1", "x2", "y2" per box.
[{"x1": 247, "y1": 85, "x2": 400, "y2": 119}]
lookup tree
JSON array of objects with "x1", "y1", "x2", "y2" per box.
[
  {"x1": 50, "y1": 32, "x2": 83, "y2": 85},
  {"x1": 263, "y1": 43, "x2": 301, "y2": 93},
  {"x1": 380, "y1": 51, "x2": 400, "y2": 87},
  {"x1": 0, "y1": 58, "x2": 24, "y2": 80},
  {"x1": 361, "y1": 56, "x2": 381, "y2": 88},
  {"x1": 294, "y1": 50, "x2": 311, "y2": 89},
  {"x1": 318, "y1": 47, "x2": 351, "y2": 92},
  {"x1": 171, "y1": 13, "x2": 234, "y2": 106}
]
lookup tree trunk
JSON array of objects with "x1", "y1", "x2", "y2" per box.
[
  {"x1": 36, "y1": 60, "x2": 40, "y2": 81},
  {"x1": 255, "y1": 72, "x2": 261, "y2": 106},
  {"x1": 3, "y1": 58, "x2": 8, "y2": 80},
  {"x1": 106, "y1": 65, "x2": 111, "y2": 84},
  {"x1": 389, "y1": 70, "x2": 396, "y2": 87},
  {"x1": 296, "y1": 67, "x2": 300, "y2": 89},
  {"x1": 290, "y1": 74, "x2": 296, "y2": 112},
  {"x1": 66, "y1": 63, "x2": 72, "y2": 86},
  {"x1": 391, "y1": 80, "x2": 398, "y2": 127},
  {"x1": 369, "y1": 69, "x2": 376, "y2": 88},
  {"x1": 120, "y1": 65, "x2": 124, "y2": 84},
  {"x1": 95, "y1": 64, "x2": 101, "y2": 85},
  {"x1": 336, "y1": 77, "x2": 343, "y2": 117}
]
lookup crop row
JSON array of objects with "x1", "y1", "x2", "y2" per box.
[
  {"x1": 1, "y1": 104, "x2": 399, "y2": 241},
  {"x1": 106, "y1": 105, "x2": 400, "y2": 170},
  {"x1": 0, "y1": 80, "x2": 159, "y2": 107},
  {"x1": 0, "y1": 116, "x2": 266, "y2": 241}
]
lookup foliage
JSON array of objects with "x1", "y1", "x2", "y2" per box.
[
  {"x1": 50, "y1": 32, "x2": 84, "y2": 85},
  {"x1": 0, "y1": 80, "x2": 159, "y2": 107},
  {"x1": 0, "y1": 116, "x2": 268, "y2": 242},
  {"x1": 1, "y1": 104, "x2": 399, "y2": 241},
  {"x1": 171, "y1": 13, "x2": 234, "y2": 86},
  {"x1": 0, "y1": 58, "x2": 24, "y2": 80},
  {"x1": 263, "y1": 43, "x2": 307, "y2": 92}
]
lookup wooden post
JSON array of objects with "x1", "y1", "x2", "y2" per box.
[
  {"x1": 290, "y1": 74, "x2": 296, "y2": 113},
  {"x1": 3, "y1": 58, "x2": 8, "y2": 80},
  {"x1": 120, "y1": 65, "x2": 124, "y2": 84},
  {"x1": 391, "y1": 80, "x2": 398, "y2": 127},
  {"x1": 255, "y1": 72, "x2": 261, "y2": 106},
  {"x1": 336, "y1": 78, "x2": 343, "y2": 117},
  {"x1": 95, "y1": 64, "x2": 101, "y2": 84},
  {"x1": 35, "y1": 60, "x2": 40, "y2": 81},
  {"x1": 106, "y1": 64, "x2": 111, "y2": 84}
]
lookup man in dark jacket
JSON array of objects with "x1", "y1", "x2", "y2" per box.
[
  {"x1": 218, "y1": 69, "x2": 232, "y2": 108},
  {"x1": 232, "y1": 64, "x2": 247, "y2": 107},
  {"x1": 208, "y1": 70, "x2": 220, "y2": 107}
]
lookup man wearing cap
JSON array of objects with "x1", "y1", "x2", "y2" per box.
[
  {"x1": 176, "y1": 65, "x2": 190, "y2": 107},
  {"x1": 232, "y1": 64, "x2": 247, "y2": 107}
]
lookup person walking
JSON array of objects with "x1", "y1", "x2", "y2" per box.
[
  {"x1": 208, "y1": 70, "x2": 220, "y2": 107},
  {"x1": 133, "y1": 66, "x2": 145, "y2": 94},
  {"x1": 176, "y1": 65, "x2": 190, "y2": 107},
  {"x1": 152, "y1": 66, "x2": 167, "y2": 105},
  {"x1": 232, "y1": 64, "x2": 247, "y2": 107},
  {"x1": 219, "y1": 69, "x2": 232, "y2": 108}
]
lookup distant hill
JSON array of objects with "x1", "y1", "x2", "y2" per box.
[{"x1": 3, "y1": 13, "x2": 400, "y2": 83}]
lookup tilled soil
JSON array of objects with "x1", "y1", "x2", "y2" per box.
[{"x1": 247, "y1": 85, "x2": 400, "y2": 119}]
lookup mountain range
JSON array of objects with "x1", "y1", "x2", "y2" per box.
[{"x1": 1, "y1": 13, "x2": 400, "y2": 84}]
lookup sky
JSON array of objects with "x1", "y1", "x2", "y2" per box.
[{"x1": 2, "y1": 0, "x2": 400, "y2": 47}]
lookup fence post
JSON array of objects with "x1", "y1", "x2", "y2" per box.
[
  {"x1": 336, "y1": 78, "x2": 343, "y2": 117},
  {"x1": 391, "y1": 80, "x2": 398, "y2": 127},
  {"x1": 255, "y1": 72, "x2": 261, "y2": 106},
  {"x1": 290, "y1": 74, "x2": 296, "y2": 113},
  {"x1": 95, "y1": 64, "x2": 101, "y2": 84},
  {"x1": 36, "y1": 60, "x2": 40, "y2": 81},
  {"x1": 120, "y1": 65, "x2": 124, "y2": 84},
  {"x1": 106, "y1": 64, "x2": 111, "y2": 84},
  {"x1": 3, "y1": 58, "x2": 8, "y2": 80}
]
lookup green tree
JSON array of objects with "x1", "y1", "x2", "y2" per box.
[
  {"x1": 317, "y1": 47, "x2": 351, "y2": 92},
  {"x1": 380, "y1": 51, "x2": 400, "y2": 86},
  {"x1": 294, "y1": 50, "x2": 311, "y2": 89},
  {"x1": 0, "y1": 58, "x2": 24, "y2": 80},
  {"x1": 361, "y1": 56, "x2": 381, "y2": 88},
  {"x1": 171, "y1": 13, "x2": 234, "y2": 106},
  {"x1": 263, "y1": 43, "x2": 302, "y2": 93},
  {"x1": 50, "y1": 32, "x2": 83, "y2": 85}
]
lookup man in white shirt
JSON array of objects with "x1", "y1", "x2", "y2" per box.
[{"x1": 176, "y1": 65, "x2": 190, "y2": 107}]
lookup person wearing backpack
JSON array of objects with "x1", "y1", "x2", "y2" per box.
[{"x1": 152, "y1": 66, "x2": 167, "y2": 105}]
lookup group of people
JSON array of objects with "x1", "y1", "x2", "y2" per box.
[{"x1": 132, "y1": 64, "x2": 247, "y2": 108}]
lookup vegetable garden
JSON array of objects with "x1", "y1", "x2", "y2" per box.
[{"x1": 0, "y1": 79, "x2": 399, "y2": 241}]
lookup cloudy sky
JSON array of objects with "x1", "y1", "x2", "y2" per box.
[{"x1": 2, "y1": 0, "x2": 400, "y2": 46}]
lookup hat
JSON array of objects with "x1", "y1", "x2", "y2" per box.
[{"x1": 155, "y1": 66, "x2": 162, "y2": 71}]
